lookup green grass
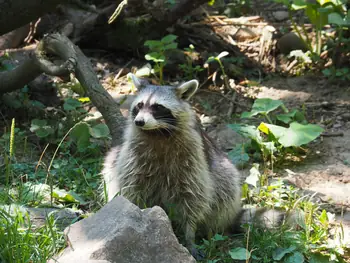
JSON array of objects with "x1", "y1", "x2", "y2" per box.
[
  {"x1": 0, "y1": 109, "x2": 106, "y2": 262},
  {"x1": 0, "y1": 205, "x2": 65, "y2": 263},
  {"x1": 196, "y1": 179, "x2": 349, "y2": 263}
]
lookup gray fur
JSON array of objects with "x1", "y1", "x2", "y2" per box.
[{"x1": 102, "y1": 75, "x2": 241, "y2": 252}]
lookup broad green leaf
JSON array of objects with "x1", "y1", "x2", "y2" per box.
[
  {"x1": 241, "y1": 111, "x2": 256, "y2": 118},
  {"x1": 227, "y1": 124, "x2": 262, "y2": 143},
  {"x1": 241, "y1": 98, "x2": 284, "y2": 118},
  {"x1": 64, "y1": 98, "x2": 82, "y2": 111},
  {"x1": 229, "y1": 247, "x2": 251, "y2": 260},
  {"x1": 277, "y1": 115, "x2": 292, "y2": 124},
  {"x1": 258, "y1": 123, "x2": 287, "y2": 139},
  {"x1": 245, "y1": 165, "x2": 260, "y2": 187},
  {"x1": 67, "y1": 191, "x2": 87, "y2": 205},
  {"x1": 228, "y1": 145, "x2": 250, "y2": 165},
  {"x1": 212, "y1": 233, "x2": 227, "y2": 241},
  {"x1": 322, "y1": 68, "x2": 332, "y2": 76},
  {"x1": 30, "y1": 119, "x2": 47, "y2": 130},
  {"x1": 163, "y1": 42, "x2": 178, "y2": 50},
  {"x1": 277, "y1": 109, "x2": 306, "y2": 124},
  {"x1": 285, "y1": 251, "x2": 304, "y2": 263},
  {"x1": 206, "y1": 56, "x2": 216, "y2": 64},
  {"x1": 161, "y1": 34, "x2": 177, "y2": 44},
  {"x1": 292, "y1": 0, "x2": 307, "y2": 10},
  {"x1": 53, "y1": 189, "x2": 79, "y2": 203},
  {"x1": 71, "y1": 122, "x2": 91, "y2": 151},
  {"x1": 35, "y1": 128, "x2": 54, "y2": 138},
  {"x1": 306, "y1": 5, "x2": 320, "y2": 27},
  {"x1": 89, "y1": 123, "x2": 110, "y2": 138},
  {"x1": 309, "y1": 253, "x2": 332, "y2": 263},
  {"x1": 31, "y1": 100, "x2": 45, "y2": 109},
  {"x1": 144, "y1": 40, "x2": 162, "y2": 48},
  {"x1": 328, "y1": 12, "x2": 350, "y2": 25},
  {"x1": 145, "y1": 52, "x2": 165, "y2": 63},
  {"x1": 278, "y1": 122, "x2": 324, "y2": 147},
  {"x1": 272, "y1": 246, "x2": 297, "y2": 260},
  {"x1": 1, "y1": 94, "x2": 22, "y2": 109}
]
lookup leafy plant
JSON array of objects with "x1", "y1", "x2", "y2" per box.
[
  {"x1": 144, "y1": 34, "x2": 178, "y2": 83},
  {"x1": 178, "y1": 44, "x2": 205, "y2": 80},
  {"x1": 198, "y1": 176, "x2": 347, "y2": 263},
  {"x1": 228, "y1": 98, "x2": 323, "y2": 167},
  {"x1": 205, "y1": 51, "x2": 229, "y2": 80},
  {"x1": 0, "y1": 205, "x2": 65, "y2": 263},
  {"x1": 322, "y1": 66, "x2": 350, "y2": 81},
  {"x1": 28, "y1": 97, "x2": 110, "y2": 151},
  {"x1": 272, "y1": 0, "x2": 348, "y2": 55}
]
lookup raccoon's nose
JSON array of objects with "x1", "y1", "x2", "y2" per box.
[{"x1": 135, "y1": 119, "x2": 145, "y2": 127}]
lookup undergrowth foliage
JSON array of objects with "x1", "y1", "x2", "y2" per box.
[
  {"x1": 228, "y1": 98, "x2": 324, "y2": 168},
  {"x1": 198, "y1": 177, "x2": 347, "y2": 263},
  {"x1": 0, "y1": 207, "x2": 65, "y2": 263},
  {"x1": 0, "y1": 84, "x2": 110, "y2": 261},
  {"x1": 1, "y1": 3, "x2": 349, "y2": 261}
]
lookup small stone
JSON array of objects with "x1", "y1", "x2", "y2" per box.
[
  {"x1": 272, "y1": 11, "x2": 289, "y2": 21},
  {"x1": 277, "y1": 32, "x2": 308, "y2": 55},
  {"x1": 341, "y1": 113, "x2": 350, "y2": 121},
  {"x1": 200, "y1": 115, "x2": 218, "y2": 127}
]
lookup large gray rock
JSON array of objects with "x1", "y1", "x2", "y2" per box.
[{"x1": 50, "y1": 196, "x2": 196, "y2": 263}]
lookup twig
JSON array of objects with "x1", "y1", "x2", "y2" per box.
[
  {"x1": 286, "y1": 59, "x2": 298, "y2": 72},
  {"x1": 227, "y1": 92, "x2": 236, "y2": 117},
  {"x1": 321, "y1": 132, "x2": 344, "y2": 137},
  {"x1": 114, "y1": 59, "x2": 133, "y2": 81},
  {"x1": 35, "y1": 143, "x2": 50, "y2": 173}
]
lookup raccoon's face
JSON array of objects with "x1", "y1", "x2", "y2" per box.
[{"x1": 128, "y1": 74, "x2": 199, "y2": 136}]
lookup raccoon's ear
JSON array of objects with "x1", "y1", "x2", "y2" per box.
[
  {"x1": 127, "y1": 73, "x2": 150, "y2": 90},
  {"x1": 175, "y1": 80, "x2": 199, "y2": 100}
]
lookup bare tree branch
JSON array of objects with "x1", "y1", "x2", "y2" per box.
[{"x1": 0, "y1": 57, "x2": 42, "y2": 94}]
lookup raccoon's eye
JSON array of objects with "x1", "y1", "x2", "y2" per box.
[
  {"x1": 137, "y1": 102, "x2": 144, "y2": 109},
  {"x1": 151, "y1": 104, "x2": 165, "y2": 111}
]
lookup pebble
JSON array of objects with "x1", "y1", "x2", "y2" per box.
[
  {"x1": 272, "y1": 11, "x2": 289, "y2": 21},
  {"x1": 277, "y1": 32, "x2": 308, "y2": 54},
  {"x1": 341, "y1": 113, "x2": 350, "y2": 121}
]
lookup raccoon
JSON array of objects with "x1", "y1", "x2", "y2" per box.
[{"x1": 101, "y1": 74, "x2": 290, "y2": 256}]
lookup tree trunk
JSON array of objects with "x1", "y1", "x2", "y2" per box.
[{"x1": 0, "y1": 0, "x2": 68, "y2": 36}]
